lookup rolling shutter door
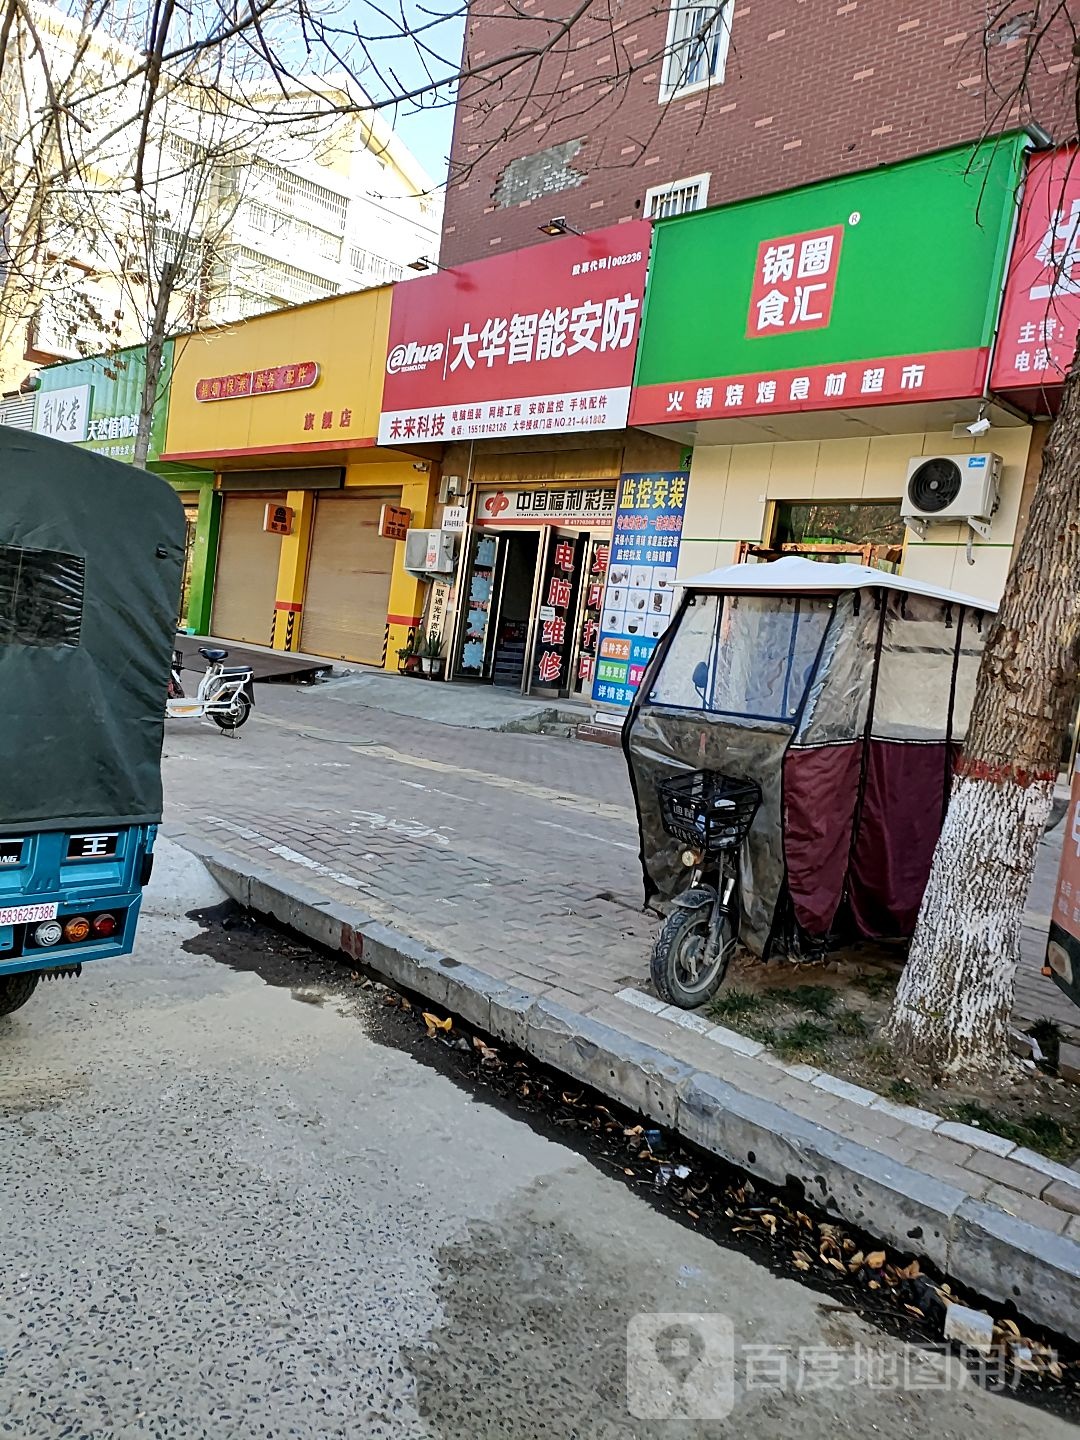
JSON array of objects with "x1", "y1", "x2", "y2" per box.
[
  {"x1": 300, "y1": 493, "x2": 396, "y2": 664},
  {"x1": 211, "y1": 494, "x2": 283, "y2": 645}
]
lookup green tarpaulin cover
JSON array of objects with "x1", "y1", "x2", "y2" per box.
[{"x1": 1, "y1": 424, "x2": 185, "y2": 832}]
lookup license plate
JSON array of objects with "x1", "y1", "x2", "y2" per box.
[{"x1": 0, "y1": 902, "x2": 58, "y2": 925}]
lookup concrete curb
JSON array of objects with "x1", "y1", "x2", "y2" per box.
[{"x1": 177, "y1": 835, "x2": 1080, "y2": 1340}]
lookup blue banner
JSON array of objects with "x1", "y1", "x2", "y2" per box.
[{"x1": 591, "y1": 470, "x2": 689, "y2": 709}]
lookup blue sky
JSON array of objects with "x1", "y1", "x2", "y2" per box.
[{"x1": 344, "y1": 0, "x2": 464, "y2": 182}]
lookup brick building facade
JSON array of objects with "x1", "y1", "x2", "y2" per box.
[{"x1": 441, "y1": 1, "x2": 1075, "y2": 265}]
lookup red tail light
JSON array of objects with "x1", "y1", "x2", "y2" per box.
[{"x1": 92, "y1": 913, "x2": 118, "y2": 937}]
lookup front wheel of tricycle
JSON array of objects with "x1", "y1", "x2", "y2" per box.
[
  {"x1": 0, "y1": 972, "x2": 39, "y2": 1016},
  {"x1": 651, "y1": 896, "x2": 736, "y2": 1009}
]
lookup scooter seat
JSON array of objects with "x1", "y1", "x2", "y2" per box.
[{"x1": 199, "y1": 646, "x2": 229, "y2": 663}]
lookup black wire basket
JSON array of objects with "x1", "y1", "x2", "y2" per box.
[{"x1": 657, "y1": 771, "x2": 762, "y2": 855}]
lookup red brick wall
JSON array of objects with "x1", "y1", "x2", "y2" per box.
[{"x1": 442, "y1": 0, "x2": 1076, "y2": 265}]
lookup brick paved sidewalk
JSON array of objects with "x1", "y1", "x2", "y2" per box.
[{"x1": 163, "y1": 684, "x2": 1080, "y2": 1333}]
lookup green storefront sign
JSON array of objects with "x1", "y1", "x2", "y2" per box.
[
  {"x1": 630, "y1": 136, "x2": 1027, "y2": 426},
  {"x1": 33, "y1": 342, "x2": 217, "y2": 632},
  {"x1": 34, "y1": 342, "x2": 174, "y2": 466}
]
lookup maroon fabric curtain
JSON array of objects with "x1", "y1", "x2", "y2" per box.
[
  {"x1": 782, "y1": 743, "x2": 862, "y2": 936},
  {"x1": 847, "y1": 740, "x2": 953, "y2": 937}
]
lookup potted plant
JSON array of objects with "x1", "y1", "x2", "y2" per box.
[
  {"x1": 419, "y1": 630, "x2": 445, "y2": 679},
  {"x1": 396, "y1": 633, "x2": 421, "y2": 675}
]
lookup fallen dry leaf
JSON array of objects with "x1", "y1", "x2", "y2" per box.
[
  {"x1": 894, "y1": 1260, "x2": 921, "y2": 1280},
  {"x1": 848, "y1": 1250, "x2": 865, "y2": 1271},
  {"x1": 866, "y1": 1251, "x2": 886, "y2": 1270},
  {"x1": 422, "y1": 1011, "x2": 452, "y2": 1037}
]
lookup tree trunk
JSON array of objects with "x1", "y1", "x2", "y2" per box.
[
  {"x1": 882, "y1": 350, "x2": 1080, "y2": 1079},
  {"x1": 133, "y1": 260, "x2": 175, "y2": 470}
]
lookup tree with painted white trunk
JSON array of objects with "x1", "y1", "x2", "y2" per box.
[
  {"x1": 883, "y1": 363, "x2": 1080, "y2": 1077},
  {"x1": 882, "y1": 1, "x2": 1080, "y2": 1078}
]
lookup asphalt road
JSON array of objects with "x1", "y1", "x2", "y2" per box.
[{"x1": 0, "y1": 848, "x2": 1073, "y2": 1439}]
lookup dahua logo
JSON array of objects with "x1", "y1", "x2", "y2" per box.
[{"x1": 387, "y1": 341, "x2": 444, "y2": 375}]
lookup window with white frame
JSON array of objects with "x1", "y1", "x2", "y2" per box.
[
  {"x1": 660, "y1": 2, "x2": 732, "y2": 102},
  {"x1": 644, "y1": 173, "x2": 711, "y2": 218}
]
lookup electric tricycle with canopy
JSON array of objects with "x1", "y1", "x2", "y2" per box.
[
  {"x1": 623, "y1": 556, "x2": 995, "y2": 1008},
  {"x1": 0, "y1": 425, "x2": 185, "y2": 1015}
]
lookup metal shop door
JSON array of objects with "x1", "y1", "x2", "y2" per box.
[
  {"x1": 210, "y1": 493, "x2": 284, "y2": 645},
  {"x1": 300, "y1": 492, "x2": 398, "y2": 664}
]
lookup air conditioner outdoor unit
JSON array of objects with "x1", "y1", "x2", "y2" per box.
[
  {"x1": 404, "y1": 527, "x2": 458, "y2": 577},
  {"x1": 901, "y1": 453, "x2": 1001, "y2": 541}
]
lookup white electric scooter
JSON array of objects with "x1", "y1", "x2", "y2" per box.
[{"x1": 167, "y1": 646, "x2": 255, "y2": 730}]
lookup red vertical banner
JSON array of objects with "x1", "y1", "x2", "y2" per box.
[
  {"x1": 991, "y1": 146, "x2": 1080, "y2": 396},
  {"x1": 533, "y1": 537, "x2": 581, "y2": 689}
]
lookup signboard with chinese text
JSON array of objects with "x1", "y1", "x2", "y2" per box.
[
  {"x1": 475, "y1": 485, "x2": 616, "y2": 528},
  {"x1": 990, "y1": 145, "x2": 1080, "y2": 406},
  {"x1": 33, "y1": 342, "x2": 179, "y2": 466},
  {"x1": 1047, "y1": 757, "x2": 1080, "y2": 1010},
  {"x1": 378, "y1": 222, "x2": 651, "y2": 445},
  {"x1": 532, "y1": 535, "x2": 582, "y2": 690},
  {"x1": 33, "y1": 384, "x2": 90, "y2": 443},
  {"x1": 427, "y1": 580, "x2": 451, "y2": 644},
  {"x1": 379, "y1": 503, "x2": 412, "y2": 541},
  {"x1": 264, "y1": 502, "x2": 295, "y2": 535},
  {"x1": 195, "y1": 362, "x2": 318, "y2": 402},
  {"x1": 591, "y1": 471, "x2": 689, "y2": 709},
  {"x1": 631, "y1": 139, "x2": 1026, "y2": 426},
  {"x1": 748, "y1": 226, "x2": 843, "y2": 337},
  {"x1": 441, "y1": 505, "x2": 468, "y2": 532},
  {"x1": 573, "y1": 537, "x2": 609, "y2": 695},
  {"x1": 162, "y1": 289, "x2": 390, "y2": 461}
]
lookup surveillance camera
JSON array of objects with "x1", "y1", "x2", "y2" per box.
[{"x1": 966, "y1": 416, "x2": 992, "y2": 437}]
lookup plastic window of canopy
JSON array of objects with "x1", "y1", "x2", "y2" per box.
[
  {"x1": 871, "y1": 593, "x2": 986, "y2": 742},
  {"x1": 649, "y1": 591, "x2": 831, "y2": 724},
  {"x1": 0, "y1": 542, "x2": 85, "y2": 648}
]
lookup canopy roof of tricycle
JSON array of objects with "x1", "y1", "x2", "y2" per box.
[
  {"x1": 1, "y1": 425, "x2": 185, "y2": 832},
  {"x1": 681, "y1": 555, "x2": 997, "y2": 613}
]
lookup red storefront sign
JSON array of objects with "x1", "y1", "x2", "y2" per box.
[
  {"x1": 633, "y1": 348, "x2": 988, "y2": 422},
  {"x1": 377, "y1": 223, "x2": 651, "y2": 445},
  {"x1": 195, "y1": 362, "x2": 319, "y2": 402},
  {"x1": 990, "y1": 146, "x2": 1080, "y2": 404},
  {"x1": 747, "y1": 226, "x2": 844, "y2": 338}
]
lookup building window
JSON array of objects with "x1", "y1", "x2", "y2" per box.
[
  {"x1": 770, "y1": 501, "x2": 906, "y2": 572},
  {"x1": 644, "y1": 173, "x2": 711, "y2": 218},
  {"x1": 348, "y1": 246, "x2": 404, "y2": 284},
  {"x1": 660, "y1": 3, "x2": 732, "y2": 102}
]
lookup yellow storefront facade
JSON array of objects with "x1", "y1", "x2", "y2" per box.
[{"x1": 163, "y1": 288, "x2": 436, "y2": 669}]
